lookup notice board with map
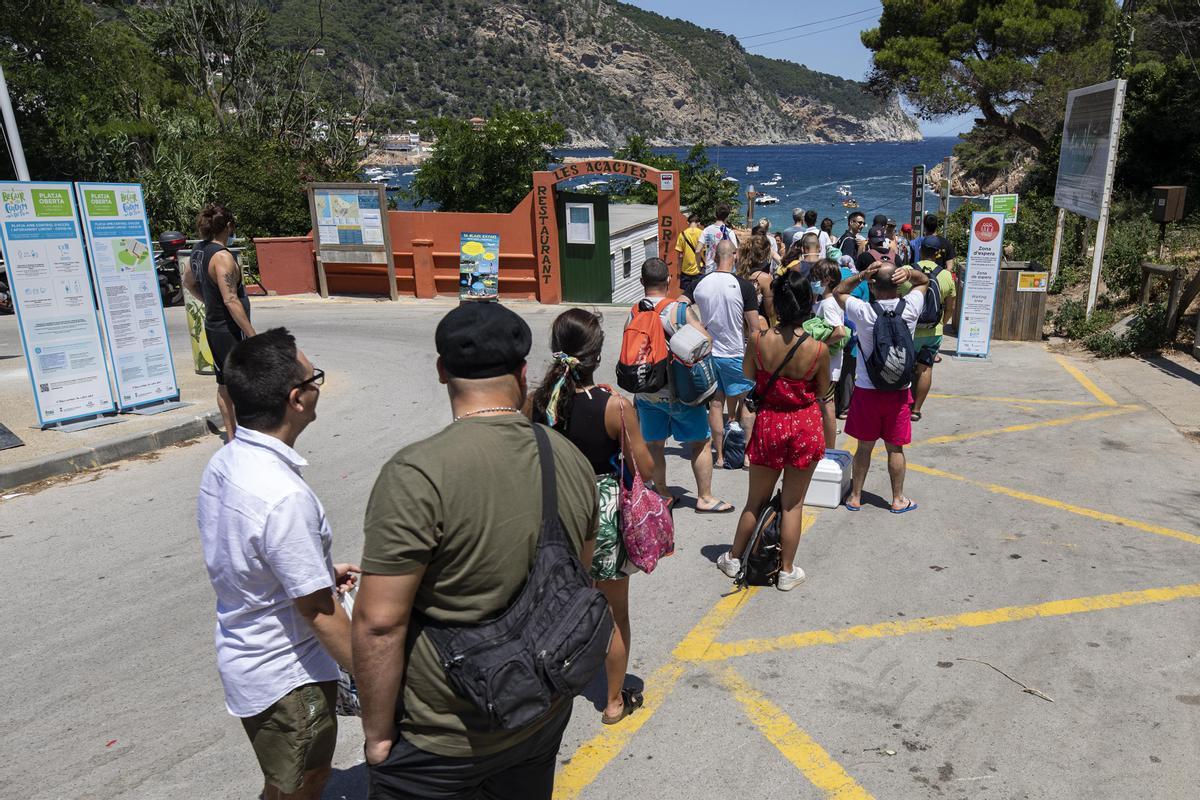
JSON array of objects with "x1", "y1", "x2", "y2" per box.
[{"x1": 307, "y1": 183, "x2": 397, "y2": 300}]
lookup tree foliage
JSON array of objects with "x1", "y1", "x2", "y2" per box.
[
  {"x1": 606, "y1": 136, "x2": 741, "y2": 223},
  {"x1": 408, "y1": 110, "x2": 566, "y2": 213},
  {"x1": 0, "y1": 0, "x2": 364, "y2": 237},
  {"x1": 863, "y1": 0, "x2": 1115, "y2": 152}
]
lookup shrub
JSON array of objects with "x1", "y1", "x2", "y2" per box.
[
  {"x1": 1123, "y1": 301, "x2": 1169, "y2": 353},
  {"x1": 1052, "y1": 298, "x2": 1113, "y2": 340},
  {"x1": 1082, "y1": 330, "x2": 1131, "y2": 357},
  {"x1": 1101, "y1": 214, "x2": 1155, "y2": 300}
]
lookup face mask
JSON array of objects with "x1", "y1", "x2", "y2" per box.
[{"x1": 810, "y1": 281, "x2": 824, "y2": 296}]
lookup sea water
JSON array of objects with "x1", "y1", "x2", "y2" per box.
[{"x1": 372, "y1": 137, "x2": 965, "y2": 230}]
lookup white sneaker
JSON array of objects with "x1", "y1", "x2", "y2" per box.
[
  {"x1": 717, "y1": 551, "x2": 741, "y2": 578},
  {"x1": 776, "y1": 565, "x2": 807, "y2": 591}
]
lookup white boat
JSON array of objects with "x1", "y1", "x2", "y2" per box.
[
  {"x1": 760, "y1": 178, "x2": 780, "y2": 187},
  {"x1": 837, "y1": 184, "x2": 852, "y2": 196},
  {"x1": 745, "y1": 164, "x2": 760, "y2": 173},
  {"x1": 723, "y1": 176, "x2": 740, "y2": 183},
  {"x1": 401, "y1": 169, "x2": 419, "y2": 176},
  {"x1": 757, "y1": 194, "x2": 780, "y2": 205},
  {"x1": 364, "y1": 166, "x2": 384, "y2": 176}
]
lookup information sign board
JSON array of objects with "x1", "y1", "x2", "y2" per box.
[
  {"x1": 958, "y1": 212, "x2": 1007, "y2": 358},
  {"x1": 990, "y1": 193, "x2": 1019, "y2": 224},
  {"x1": 459, "y1": 233, "x2": 500, "y2": 301},
  {"x1": 1053, "y1": 80, "x2": 1127, "y2": 221},
  {"x1": 75, "y1": 183, "x2": 180, "y2": 410},
  {"x1": 306, "y1": 183, "x2": 396, "y2": 300},
  {"x1": 1017, "y1": 271, "x2": 1049, "y2": 292},
  {"x1": 0, "y1": 181, "x2": 116, "y2": 426}
]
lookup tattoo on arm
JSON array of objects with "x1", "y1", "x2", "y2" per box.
[{"x1": 223, "y1": 269, "x2": 240, "y2": 293}]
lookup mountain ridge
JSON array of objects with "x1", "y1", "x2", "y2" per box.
[{"x1": 263, "y1": 0, "x2": 920, "y2": 146}]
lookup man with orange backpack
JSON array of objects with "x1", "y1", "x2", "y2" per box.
[{"x1": 619, "y1": 258, "x2": 734, "y2": 513}]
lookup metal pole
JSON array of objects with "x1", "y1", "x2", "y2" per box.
[
  {"x1": 938, "y1": 156, "x2": 953, "y2": 216},
  {"x1": 1048, "y1": 207, "x2": 1066, "y2": 287},
  {"x1": 0, "y1": 64, "x2": 30, "y2": 181}
]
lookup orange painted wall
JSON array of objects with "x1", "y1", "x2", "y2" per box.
[{"x1": 323, "y1": 193, "x2": 542, "y2": 300}]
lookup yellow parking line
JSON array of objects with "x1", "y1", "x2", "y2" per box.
[
  {"x1": 907, "y1": 463, "x2": 1200, "y2": 546},
  {"x1": 698, "y1": 583, "x2": 1200, "y2": 662},
  {"x1": 553, "y1": 588, "x2": 759, "y2": 800},
  {"x1": 555, "y1": 509, "x2": 823, "y2": 798},
  {"x1": 928, "y1": 392, "x2": 1106, "y2": 408},
  {"x1": 720, "y1": 666, "x2": 875, "y2": 799},
  {"x1": 910, "y1": 405, "x2": 1140, "y2": 447},
  {"x1": 1053, "y1": 354, "x2": 1119, "y2": 406}
]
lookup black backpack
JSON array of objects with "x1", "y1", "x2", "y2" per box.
[
  {"x1": 736, "y1": 492, "x2": 782, "y2": 587},
  {"x1": 864, "y1": 299, "x2": 916, "y2": 390},
  {"x1": 915, "y1": 262, "x2": 945, "y2": 327},
  {"x1": 419, "y1": 424, "x2": 614, "y2": 730}
]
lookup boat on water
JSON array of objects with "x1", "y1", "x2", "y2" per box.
[
  {"x1": 842, "y1": 198, "x2": 860, "y2": 209},
  {"x1": 723, "y1": 176, "x2": 740, "y2": 183},
  {"x1": 745, "y1": 163, "x2": 760, "y2": 173},
  {"x1": 364, "y1": 166, "x2": 385, "y2": 176},
  {"x1": 401, "y1": 169, "x2": 419, "y2": 176},
  {"x1": 757, "y1": 194, "x2": 780, "y2": 205},
  {"x1": 760, "y1": 178, "x2": 780, "y2": 187},
  {"x1": 837, "y1": 184, "x2": 852, "y2": 196}
]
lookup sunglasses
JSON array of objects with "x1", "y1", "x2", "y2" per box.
[{"x1": 293, "y1": 367, "x2": 325, "y2": 392}]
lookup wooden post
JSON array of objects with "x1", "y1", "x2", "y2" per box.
[
  {"x1": 1048, "y1": 207, "x2": 1066, "y2": 287},
  {"x1": 411, "y1": 239, "x2": 436, "y2": 299}
]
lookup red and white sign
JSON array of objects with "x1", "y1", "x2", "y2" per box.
[
  {"x1": 974, "y1": 216, "x2": 1001, "y2": 243},
  {"x1": 958, "y1": 211, "x2": 1006, "y2": 357}
]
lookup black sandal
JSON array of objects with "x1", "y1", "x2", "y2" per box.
[{"x1": 601, "y1": 689, "x2": 645, "y2": 725}]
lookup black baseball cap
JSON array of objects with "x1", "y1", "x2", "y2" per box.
[
  {"x1": 920, "y1": 234, "x2": 951, "y2": 259},
  {"x1": 435, "y1": 302, "x2": 532, "y2": 379},
  {"x1": 867, "y1": 225, "x2": 890, "y2": 248}
]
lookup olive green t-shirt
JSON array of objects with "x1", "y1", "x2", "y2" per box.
[{"x1": 361, "y1": 415, "x2": 599, "y2": 757}]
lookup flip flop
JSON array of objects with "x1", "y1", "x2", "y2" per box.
[
  {"x1": 696, "y1": 500, "x2": 735, "y2": 514},
  {"x1": 934, "y1": 355, "x2": 942, "y2": 363},
  {"x1": 910, "y1": 410, "x2": 923, "y2": 421},
  {"x1": 844, "y1": 502, "x2": 861, "y2": 511},
  {"x1": 601, "y1": 690, "x2": 645, "y2": 725},
  {"x1": 890, "y1": 500, "x2": 919, "y2": 514}
]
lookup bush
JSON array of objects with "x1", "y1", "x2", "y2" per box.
[
  {"x1": 1052, "y1": 298, "x2": 1113, "y2": 340},
  {"x1": 1100, "y1": 214, "x2": 1155, "y2": 300},
  {"x1": 1123, "y1": 301, "x2": 1169, "y2": 353},
  {"x1": 1082, "y1": 330, "x2": 1131, "y2": 357}
]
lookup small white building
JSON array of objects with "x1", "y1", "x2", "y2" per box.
[{"x1": 607, "y1": 204, "x2": 659, "y2": 305}]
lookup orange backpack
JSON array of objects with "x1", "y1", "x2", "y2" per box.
[{"x1": 616, "y1": 298, "x2": 672, "y2": 394}]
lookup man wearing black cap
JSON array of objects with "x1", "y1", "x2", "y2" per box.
[
  {"x1": 353, "y1": 302, "x2": 599, "y2": 800},
  {"x1": 855, "y1": 224, "x2": 896, "y2": 273}
]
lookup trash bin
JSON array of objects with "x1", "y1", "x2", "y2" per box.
[{"x1": 991, "y1": 260, "x2": 1048, "y2": 341}]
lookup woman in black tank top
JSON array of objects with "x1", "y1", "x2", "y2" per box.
[
  {"x1": 528, "y1": 309, "x2": 656, "y2": 726},
  {"x1": 181, "y1": 204, "x2": 255, "y2": 442}
]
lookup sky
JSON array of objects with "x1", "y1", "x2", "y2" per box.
[{"x1": 623, "y1": 0, "x2": 976, "y2": 138}]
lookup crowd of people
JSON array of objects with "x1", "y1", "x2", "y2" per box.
[{"x1": 192, "y1": 202, "x2": 963, "y2": 799}]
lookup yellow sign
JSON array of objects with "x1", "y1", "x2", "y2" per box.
[{"x1": 1017, "y1": 271, "x2": 1049, "y2": 292}]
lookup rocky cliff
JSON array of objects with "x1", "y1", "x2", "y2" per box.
[{"x1": 266, "y1": 0, "x2": 921, "y2": 146}]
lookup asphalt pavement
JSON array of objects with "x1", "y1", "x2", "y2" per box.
[{"x1": 1, "y1": 297, "x2": 1198, "y2": 800}]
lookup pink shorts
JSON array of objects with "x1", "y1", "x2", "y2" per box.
[{"x1": 845, "y1": 387, "x2": 913, "y2": 446}]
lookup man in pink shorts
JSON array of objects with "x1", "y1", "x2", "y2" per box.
[{"x1": 834, "y1": 263, "x2": 930, "y2": 513}]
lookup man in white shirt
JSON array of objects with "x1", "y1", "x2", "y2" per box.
[
  {"x1": 802, "y1": 209, "x2": 832, "y2": 254},
  {"x1": 197, "y1": 328, "x2": 358, "y2": 800},
  {"x1": 698, "y1": 202, "x2": 738, "y2": 272},
  {"x1": 834, "y1": 264, "x2": 929, "y2": 514},
  {"x1": 688, "y1": 240, "x2": 761, "y2": 467}
]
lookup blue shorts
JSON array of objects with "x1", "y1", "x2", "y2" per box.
[
  {"x1": 635, "y1": 396, "x2": 711, "y2": 443},
  {"x1": 712, "y1": 356, "x2": 754, "y2": 397}
]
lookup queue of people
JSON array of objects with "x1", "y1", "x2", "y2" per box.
[{"x1": 194, "y1": 202, "x2": 961, "y2": 800}]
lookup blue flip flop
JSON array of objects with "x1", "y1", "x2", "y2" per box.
[
  {"x1": 890, "y1": 500, "x2": 919, "y2": 514},
  {"x1": 844, "y1": 502, "x2": 861, "y2": 511}
]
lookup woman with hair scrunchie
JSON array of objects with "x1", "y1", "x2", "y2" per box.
[
  {"x1": 717, "y1": 271, "x2": 830, "y2": 591},
  {"x1": 527, "y1": 308, "x2": 657, "y2": 725}
]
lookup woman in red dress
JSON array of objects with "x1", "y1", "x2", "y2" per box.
[{"x1": 717, "y1": 270, "x2": 830, "y2": 590}]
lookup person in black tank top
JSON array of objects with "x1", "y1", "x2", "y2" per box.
[
  {"x1": 528, "y1": 309, "x2": 657, "y2": 726},
  {"x1": 181, "y1": 204, "x2": 256, "y2": 442}
]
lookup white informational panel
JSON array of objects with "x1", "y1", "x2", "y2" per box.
[
  {"x1": 75, "y1": 183, "x2": 180, "y2": 410},
  {"x1": 958, "y1": 212, "x2": 1007, "y2": 358},
  {"x1": 1053, "y1": 79, "x2": 1127, "y2": 222},
  {"x1": 0, "y1": 182, "x2": 116, "y2": 426}
]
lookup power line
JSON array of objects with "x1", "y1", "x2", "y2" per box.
[
  {"x1": 737, "y1": 5, "x2": 881, "y2": 40},
  {"x1": 744, "y1": 14, "x2": 882, "y2": 49}
]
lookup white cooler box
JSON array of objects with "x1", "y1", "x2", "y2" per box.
[{"x1": 807, "y1": 449, "x2": 852, "y2": 508}]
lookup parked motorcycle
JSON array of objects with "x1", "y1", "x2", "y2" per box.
[{"x1": 156, "y1": 231, "x2": 187, "y2": 306}]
